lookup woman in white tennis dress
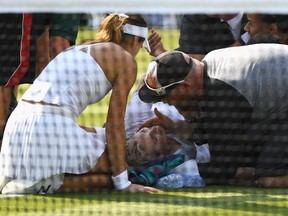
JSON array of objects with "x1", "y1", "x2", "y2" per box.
[{"x1": 0, "y1": 13, "x2": 160, "y2": 194}]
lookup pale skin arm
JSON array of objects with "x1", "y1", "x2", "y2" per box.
[
  {"x1": 88, "y1": 44, "x2": 139, "y2": 178},
  {"x1": 105, "y1": 74, "x2": 132, "y2": 177}
]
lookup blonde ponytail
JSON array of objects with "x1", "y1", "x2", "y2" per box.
[{"x1": 83, "y1": 13, "x2": 148, "y2": 45}]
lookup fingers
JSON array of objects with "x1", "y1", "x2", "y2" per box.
[
  {"x1": 148, "y1": 29, "x2": 165, "y2": 57},
  {"x1": 153, "y1": 108, "x2": 176, "y2": 133},
  {"x1": 149, "y1": 32, "x2": 161, "y2": 47},
  {"x1": 154, "y1": 108, "x2": 167, "y2": 120},
  {"x1": 143, "y1": 186, "x2": 163, "y2": 193},
  {"x1": 134, "y1": 186, "x2": 162, "y2": 194},
  {"x1": 79, "y1": 125, "x2": 97, "y2": 133},
  {"x1": 153, "y1": 107, "x2": 162, "y2": 117},
  {"x1": 137, "y1": 117, "x2": 158, "y2": 131},
  {"x1": 122, "y1": 184, "x2": 163, "y2": 193},
  {"x1": 148, "y1": 29, "x2": 160, "y2": 41},
  {"x1": 137, "y1": 109, "x2": 169, "y2": 131}
]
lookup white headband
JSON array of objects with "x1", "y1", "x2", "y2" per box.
[
  {"x1": 122, "y1": 24, "x2": 151, "y2": 53},
  {"x1": 110, "y1": 12, "x2": 129, "y2": 20}
]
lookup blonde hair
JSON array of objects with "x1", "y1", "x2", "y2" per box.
[
  {"x1": 126, "y1": 136, "x2": 154, "y2": 167},
  {"x1": 88, "y1": 13, "x2": 148, "y2": 45}
]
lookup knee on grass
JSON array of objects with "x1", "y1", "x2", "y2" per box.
[{"x1": 256, "y1": 175, "x2": 288, "y2": 188}]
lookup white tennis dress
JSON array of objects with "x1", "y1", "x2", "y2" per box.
[{"x1": 0, "y1": 45, "x2": 112, "y2": 182}]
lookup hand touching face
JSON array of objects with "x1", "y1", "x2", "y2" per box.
[{"x1": 134, "y1": 125, "x2": 171, "y2": 159}]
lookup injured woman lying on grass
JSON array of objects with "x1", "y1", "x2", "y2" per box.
[{"x1": 124, "y1": 88, "x2": 210, "y2": 188}]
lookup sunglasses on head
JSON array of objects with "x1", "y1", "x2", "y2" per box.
[{"x1": 144, "y1": 75, "x2": 185, "y2": 96}]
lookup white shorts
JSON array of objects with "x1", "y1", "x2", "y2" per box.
[{"x1": 0, "y1": 101, "x2": 106, "y2": 181}]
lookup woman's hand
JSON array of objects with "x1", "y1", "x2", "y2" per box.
[
  {"x1": 80, "y1": 125, "x2": 97, "y2": 133},
  {"x1": 121, "y1": 184, "x2": 162, "y2": 193}
]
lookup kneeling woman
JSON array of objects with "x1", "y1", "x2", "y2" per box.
[{"x1": 0, "y1": 13, "x2": 160, "y2": 194}]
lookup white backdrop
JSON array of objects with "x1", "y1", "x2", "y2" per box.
[{"x1": 0, "y1": 0, "x2": 288, "y2": 13}]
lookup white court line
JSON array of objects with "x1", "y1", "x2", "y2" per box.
[{"x1": 0, "y1": 194, "x2": 25, "y2": 199}]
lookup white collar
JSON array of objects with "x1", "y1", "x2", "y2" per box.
[{"x1": 224, "y1": 12, "x2": 244, "y2": 31}]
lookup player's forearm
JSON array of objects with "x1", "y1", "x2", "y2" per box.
[
  {"x1": 106, "y1": 126, "x2": 128, "y2": 176},
  {"x1": 106, "y1": 125, "x2": 132, "y2": 190}
]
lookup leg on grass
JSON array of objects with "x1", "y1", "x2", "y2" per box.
[
  {"x1": 232, "y1": 167, "x2": 256, "y2": 186},
  {"x1": 59, "y1": 174, "x2": 113, "y2": 193},
  {"x1": 256, "y1": 175, "x2": 288, "y2": 188},
  {"x1": 58, "y1": 150, "x2": 114, "y2": 193}
]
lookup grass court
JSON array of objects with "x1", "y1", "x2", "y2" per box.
[
  {"x1": 4, "y1": 28, "x2": 288, "y2": 216},
  {"x1": 1, "y1": 186, "x2": 287, "y2": 215}
]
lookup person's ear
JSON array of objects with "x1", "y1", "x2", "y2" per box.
[
  {"x1": 180, "y1": 80, "x2": 192, "y2": 89},
  {"x1": 270, "y1": 24, "x2": 278, "y2": 34}
]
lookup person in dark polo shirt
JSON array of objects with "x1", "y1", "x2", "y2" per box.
[{"x1": 148, "y1": 13, "x2": 249, "y2": 60}]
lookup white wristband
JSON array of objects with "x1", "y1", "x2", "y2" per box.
[{"x1": 111, "y1": 170, "x2": 132, "y2": 190}]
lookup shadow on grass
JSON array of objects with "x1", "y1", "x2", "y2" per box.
[{"x1": 44, "y1": 185, "x2": 288, "y2": 215}]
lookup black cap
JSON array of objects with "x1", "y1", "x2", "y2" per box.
[{"x1": 139, "y1": 50, "x2": 193, "y2": 103}]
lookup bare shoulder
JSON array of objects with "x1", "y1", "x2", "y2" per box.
[
  {"x1": 88, "y1": 42, "x2": 137, "y2": 83},
  {"x1": 89, "y1": 43, "x2": 136, "y2": 68},
  {"x1": 90, "y1": 43, "x2": 133, "y2": 60}
]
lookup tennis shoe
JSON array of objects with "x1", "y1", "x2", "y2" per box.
[{"x1": 1, "y1": 174, "x2": 64, "y2": 194}]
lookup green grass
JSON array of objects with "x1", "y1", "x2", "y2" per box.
[
  {"x1": 1, "y1": 186, "x2": 288, "y2": 216},
  {"x1": 11, "y1": 28, "x2": 288, "y2": 216}
]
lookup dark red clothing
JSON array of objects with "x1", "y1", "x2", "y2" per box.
[
  {"x1": 0, "y1": 13, "x2": 80, "y2": 86},
  {"x1": 0, "y1": 14, "x2": 32, "y2": 86}
]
